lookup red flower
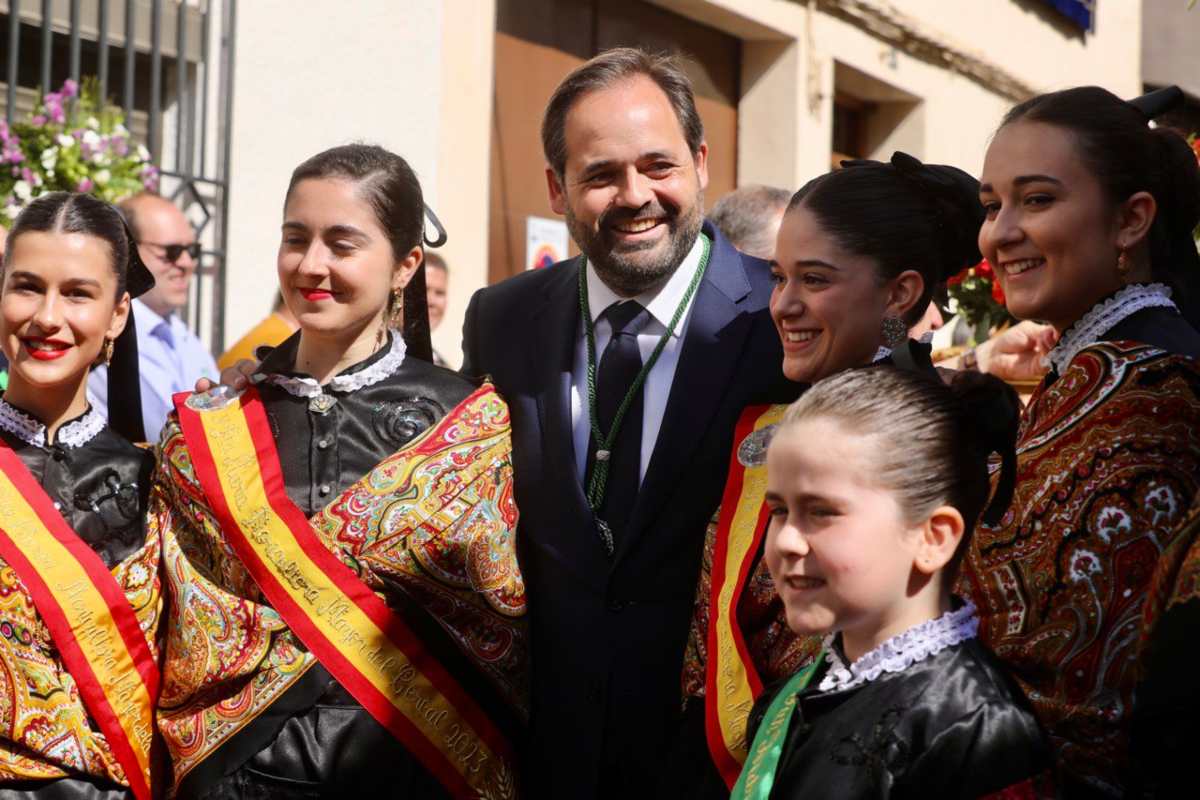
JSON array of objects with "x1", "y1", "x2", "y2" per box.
[
  {"x1": 975, "y1": 258, "x2": 994, "y2": 279},
  {"x1": 948, "y1": 267, "x2": 968, "y2": 287},
  {"x1": 991, "y1": 278, "x2": 1006, "y2": 306}
]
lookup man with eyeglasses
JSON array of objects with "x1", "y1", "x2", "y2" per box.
[{"x1": 89, "y1": 191, "x2": 217, "y2": 441}]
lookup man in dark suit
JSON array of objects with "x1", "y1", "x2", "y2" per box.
[{"x1": 462, "y1": 48, "x2": 796, "y2": 798}]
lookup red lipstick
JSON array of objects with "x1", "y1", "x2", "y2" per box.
[
  {"x1": 298, "y1": 287, "x2": 334, "y2": 301},
  {"x1": 21, "y1": 337, "x2": 71, "y2": 361}
]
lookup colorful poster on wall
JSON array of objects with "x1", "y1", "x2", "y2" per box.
[{"x1": 526, "y1": 216, "x2": 569, "y2": 270}]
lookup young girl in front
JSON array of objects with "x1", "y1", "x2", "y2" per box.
[{"x1": 736, "y1": 367, "x2": 1050, "y2": 800}]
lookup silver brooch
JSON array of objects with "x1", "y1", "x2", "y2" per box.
[
  {"x1": 185, "y1": 385, "x2": 241, "y2": 412},
  {"x1": 308, "y1": 394, "x2": 338, "y2": 414},
  {"x1": 737, "y1": 424, "x2": 778, "y2": 468}
]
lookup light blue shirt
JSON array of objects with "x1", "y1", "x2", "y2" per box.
[{"x1": 89, "y1": 298, "x2": 218, "y2": 442}]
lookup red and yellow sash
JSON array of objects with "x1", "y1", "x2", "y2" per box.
[
  {"x1": 175, "y1": 387, "x2": 516, "y2": 799},
  {"x1": 0, "y1": 444, "x2": 159, "y2": 800},
  {"x1": 705, "y1": 404, "x2": 786, "y2": 788}
]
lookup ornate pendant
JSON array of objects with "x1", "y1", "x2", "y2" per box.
[
  {"x1": 737, "y1": 424, "x2": 778, "y2": 467},
  {"x1": 308, "y1": 393, "x2": 338, "y2": 414}
]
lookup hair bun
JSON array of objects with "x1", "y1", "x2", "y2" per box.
[
  {"x1": 888, "y1": 152, "x2": 984, "y2": 282},
  {"x1": 949, "y1": 370, "x2": 1020, "y2": 525}
]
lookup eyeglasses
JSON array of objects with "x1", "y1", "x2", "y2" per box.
[{"x1": 140, "y1": 240, "x2": 202, "y2": 264}]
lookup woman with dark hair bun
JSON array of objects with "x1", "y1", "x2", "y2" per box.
[
  {"x1": 675, "y1": 153, "x2": 992, "y2": 796},
  {"x1": 150, "y1": 145, "x2": 526, "y2": 799},
  {"x1": 962, "y1": 85, "x2": 1200, "y2": 797},
  {"x1": 0, "y1": 192, "x2": 160, "y2": 799}
]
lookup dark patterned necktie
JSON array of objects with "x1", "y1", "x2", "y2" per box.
[{"x1": 587, "y1": 300, "x2": 652, "y2": 554}]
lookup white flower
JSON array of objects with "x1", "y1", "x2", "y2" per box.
[
  {"x1": 86, "y1": 116, "x2": 100, "y2": 130},
  {"x1": 114, "y1": 123, "x2": 130, "y2": 135},
  {"x1": 40, "y1": 146, "x2": 58, "y2": 170},
  {"x1": 13, "y1": 180, "x2": 32, "y2": 202},
  {"x1": 94, "y1": 168, "x2": 111, "y2": 186},
  {"x1": 136, "y1": 144, "x2": 150, "y2": 161},
  {"x1": 56, "y1": 133, "x2": 74, "y2": 149},
  {"x1": 947, "y1": 296, "x2": 960, "y2": 315},
  {"x1": 82, "y1": 129, "x2": 101, "y2": 148}
]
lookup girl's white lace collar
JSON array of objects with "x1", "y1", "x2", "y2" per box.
[
  {"x1": 256, "y1": 330, "x2": 407, "y2": 399},
  {"x1": 1047, "y1": 283, "x2": 1177, "y2": 374},
  {"x1": 0, "y1": 398, "x2": 106, "y2": 449},
  {"x1": 817, "y1": 602, "x2": 979, "y2": 693}
]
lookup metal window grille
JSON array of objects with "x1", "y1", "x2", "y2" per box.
[{"x1": 2, "y1": 0, "x2": 237, "y2": 351}]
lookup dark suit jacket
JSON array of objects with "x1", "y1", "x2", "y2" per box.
[{"x1": 462, "y1": 222, "x2": 798, "y2": 798}]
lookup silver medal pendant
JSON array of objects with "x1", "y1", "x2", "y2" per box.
[
  {"x1": 737, "y1": 424, "x2": 779, "y2": 467},
  {"x1": 308, "y1": 393, "x2": 338, "y2": 414}
]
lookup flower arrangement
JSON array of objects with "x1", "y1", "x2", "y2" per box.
[
  {"x1": 947, "y1": 258, "x2": 1016, "y2": 344},
  {"x1": 1, "y1": 78, "x2": 159, "y2": 225}
]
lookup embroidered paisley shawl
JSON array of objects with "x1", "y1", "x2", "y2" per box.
[
  {"x1": 0, "y1": 527, "x2": 161, "y2": 785},
  {"x1": 961, "y1": 341, "x2": 1200, "y2": 794},
  {"x1": 151, "y1": 385, "x2": 527, "y2": 791}
]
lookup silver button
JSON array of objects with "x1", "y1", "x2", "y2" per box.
[
  {"x1": 317, "y1": 438, "x2": 331, "y2": 450},
  {"x1": 319, "y1": 484, "x2": 331, "y2": 496}
]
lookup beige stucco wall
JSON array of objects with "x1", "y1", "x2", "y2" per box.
[
  {"x1": 655, "y1": 0, "x2": 1142, "y2": 190},
  {"x1": 223, "y1": 0, "x2": 447, "y2": 354},
  {"x1": 1142, "y1": 0, "x2": 1200, "y2": 98}
]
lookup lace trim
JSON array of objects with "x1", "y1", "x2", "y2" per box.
[
  {"x1": 817, "y1": 602, "x2": 979, "y2": 693},
  {"x1": 257, "y1": 330, "x2": 407, "y2": 399},
  {"x1": 872, "y1": 346, "x2": 892, "y2": 363},
  {"x1": 1047, "y1": 283, "x2": 1176, "y2": 374},
  {"x1": 0, "y1": 398, "x2": 106, "y2": 448}
]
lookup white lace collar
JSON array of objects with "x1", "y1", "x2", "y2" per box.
[
  {"x1": 0, "y1": 397, "x2": 106, "y2": 449},
  {"x1": 1047, "y1": 283, "x2": 1177, "y2": 374},
  {"x1": 817, "y1": 602, "x2": 979, "y2": 693},
  {"x1": 256, "y1": 330, "x2": 407, "y2": 399}
]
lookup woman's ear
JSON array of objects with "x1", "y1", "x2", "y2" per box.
[
  {"x1": 392, "y1": 246, "x2": 424, "y2": 291},
  {"x1": 884, "y1": 269, "x2": 926, "y2": 321},
  {"x1": 106, "y1": 291, "x2": 131, "y2": 342},
  {"x1": 1116, "y1": 190, "x2": 1156, "y2": 251},
  {"x1": 913, "y1": 505, "x2": 964, "y2": 576}
]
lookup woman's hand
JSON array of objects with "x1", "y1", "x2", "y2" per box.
[
  {"x1": 194, "y1": 359, "x2": 257, "y2": 393},
  {"x1": 976, "y1": 321, "x2": 1057, "y2": 381}
]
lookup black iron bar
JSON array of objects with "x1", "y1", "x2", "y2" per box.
[{"x1": 6, "y1": 0, "x2": 20, "y2": 124}]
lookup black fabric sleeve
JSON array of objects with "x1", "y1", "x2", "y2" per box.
[
  {"x1": 900, "y1": 701, "x2": 1052, "y2": 799},
  {"x1": 460, "y1": 288, "x2": 483, "y2": 378}
]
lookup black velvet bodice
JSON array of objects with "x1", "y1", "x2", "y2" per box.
[
  {"x1": 198, "y1": 334, "x2": 477, "y2": 799},
  {"x1": 0, "y1": 404, "x2": 152, "y2": 569},
  {"x1": 747, "y1": 639, "x2": 1051, "y2": 800}
]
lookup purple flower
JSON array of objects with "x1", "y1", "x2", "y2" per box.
[
  {"x1": 61, "y1": 79, "x2": 78, "y2": 98},
  {"x1": 31, "y1": 115, "x2": 47, "y2": 126},
  {"x1": 76, "y1": 177, "x2": 94, "y2": 192},
  {"x1": 21, "y1": 168, "x2": 34, "y2": 184}
]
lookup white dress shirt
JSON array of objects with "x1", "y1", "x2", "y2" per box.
[
  {"x1": 89, "y1": 298, "x2": 218, "y2": 442},
  {"x1": 570, "y1": 233, "x2": 706, "y2": 483}
]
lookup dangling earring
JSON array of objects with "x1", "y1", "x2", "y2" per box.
[
  {"x1": 880, "y1": 315, "x2": 908, "y2": 349},
  {"x1": 389, "y1": 287, "x2": 404, "y2": 330},
  {"x1": 1116, "y1": 247, "x2": 1131, "y2": 284},
  {"x1": 103, "y1": 338, "x2": 114, "y2": 366}
]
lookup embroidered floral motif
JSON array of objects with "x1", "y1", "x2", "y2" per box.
[
  {"x1": 817, "y1": 603, "x2": 978, "y2": 693},
  {"x1": 0, "y1": 399, "x2": 105, "y2": 449},
  {"x1": 962, "y1": 341, "x2": 1200, "y2": 793},
  {"x1": 1047, "y1": 283, "x2": 1176, "y2": 374}
]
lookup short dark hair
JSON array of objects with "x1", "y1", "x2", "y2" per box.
[
  {"x1": 789, "y1": 154, "x2": 984, "y2": 326},
  {"x1": 778, "y1": 366, "x2": 1020, "y2": 583},
  {"x1": 541, "y1": 47, "x2": 704, "y2": 178},
  {"x1": 1001, "y1": 86, "x2": 1200, "y2": 320},
  {"x1": 4, "y1": 192, "x2": 132, "y2": 299},
  {"x1": 709, "y1": 185, "x2": 792, "y2": 257}
]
